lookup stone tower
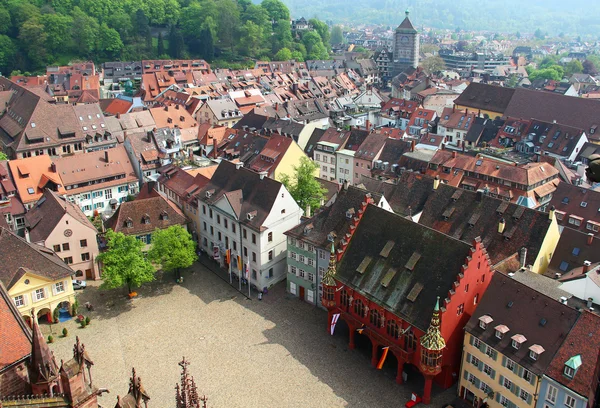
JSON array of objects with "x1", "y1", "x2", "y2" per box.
[{"x1": 393, "y1": 10, "x2": 419, "y2": 76}]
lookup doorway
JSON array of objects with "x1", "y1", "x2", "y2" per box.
[{"x1": 299, "y1": 286, "x2": 305, "y2": 301}]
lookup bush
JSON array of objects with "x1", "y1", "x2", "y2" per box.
[
  {"x1": 72, "y1": 298, "x2": 79, "y2": 315},
  {"x1": 62, "y1": 328, "x2": 68, "y2": 337},
  {"x1": 47, "y1": 335, "x2": 54, "y2": 343},
  {"x1": 85, "y1": 316, "x2": 90, "y2": 325},
  {"x1": 80, "y1": 320, "x2": 87, "y2": 328},
  {"x1": 53, "y1": 307, "x2": 60, "y2": 323}
]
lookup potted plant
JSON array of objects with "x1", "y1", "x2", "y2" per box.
[
  {"x1": 47, "y1": 335, "x2": 54, "y2": 343},
  {"x1": 62, "y1": 328, "x2": 68, "y2": 337}
]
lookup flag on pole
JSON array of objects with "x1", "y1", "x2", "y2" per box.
[
  {"x1": 225, "y1": 249, "x2": 231, "y2": 265},
  {"x1": 245, "y1": 263, "x2": 250, "y2": 280},
  {"x1": 330, "y1": 313, "x2": 340, "y2": 335},
  {"x1": 237, "y1": 256, "x2": 242, "y2": 271},
  {"x1": 356, "y1": 324, "x2": 365, "y2": 334},
  {"x1": 376, "y1": 346, "x2": 390, "y2": 369}
]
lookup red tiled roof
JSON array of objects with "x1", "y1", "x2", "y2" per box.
[{"x1": 0, "y1": 281, "x2": 31, "y2": 370}]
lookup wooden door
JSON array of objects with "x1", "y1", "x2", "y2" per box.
[{"x1": 299, "y1": 286, "x2": 305, "y2": 301}]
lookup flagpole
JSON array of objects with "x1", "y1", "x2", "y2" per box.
[
  {"x1": 238, "y1": 256, "x2": 242, "y2": 292},
  {"x1": 228, "y1": 249, "x2": 232, "y2": 284},
  {"x1": 247, "y1": 263, "x2": 251, "y2": 298}
]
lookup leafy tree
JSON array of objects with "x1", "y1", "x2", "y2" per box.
[
  {"x1": 291, "y1": 50, "x2": 304, "y2": 62},
  {"x1": 199, "y1": 28, "x2": 214, "y2": 61},
  {"x1": 528, "y1": 66, "x2": 563, "y2": 81},
  {"x1": 421, "y1": 55, "x2": 446, "y2": 74},
  {"x1": 41, "y1": 14, "x2": 73, "y2": 56},
  {"x1": 534, "y1": 28, "x2": 545, "y2": 39},
  {"x1": 145, "y1": 28, "x2": 153, "y2": 55},
  {"x1": 0, "y1": 35, "x2": 17, "y2": 74},
  {"x1": 274, "y1": 47, "x2": 292, "y2": 61},
  {"x1": 260, "y1": 0, "x2": 290, "y2": 22},
  {"x1": 0, "y1": 8, "x2": 11, "y2": 35},
  {"x1": 157, "y1": 31, "x2": 165, "y2": 57},
  {"x1": 71, "y1": 7, "x2": 99, "y2": 56},
  {"x1": 240, "y1": 21, "x2": 263, "y2": 57},
  {"x1": 272, "y1": 19, "x2": 292, "y2": 54},
  {"x1": 583, "y1": 59, "x2": 598, "y2": 75},
  {"x1": 242, "y1": 4, "x2": 270, "y2": 30},
  {"x1": 107, "y1": 11, "x2": 133, "y2": 41},
  {"x1": 19, "y1": 18, "x2": 48, "y2": 69},
  {"x1": 330, "y1": 25, "x2": 343, "y2": 45},
  {"x1": 217, "y1": 0, "x2": 240, "y2": 54},
  {"x1": 302, "y1": 31, "x2": 325, "y2": 58},
  {"x1": 309, "y1": 18, "x2": 330, "y2": 49},
  {"x1": 565, "y1": 59, "x2": 583, "y2": 76},
  {"x1": 148, "y1": 225, "x2": 197, "y2": 278},
  {"x1": 0, "y1": 151, "x2": 7, "y2": 160},
  {"x1": 168, "y1": 26, "x2": 185, "y2": 59},
  {"x1": 279, "y1": 156, "x2": 326, "y2": 212},
  {"x1": 99, "y1": 23, "x2": 124, "y2": 58},
  {"x1": 97, "y1": 230, "x2": 156, "y2": 295},
  {"x1": 134, "y1": 9, "x2": 149, "y2": 36}
]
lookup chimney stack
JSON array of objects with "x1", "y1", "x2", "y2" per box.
[
  {"x1": 519, "y1": 247, "x2": 527, "y2": 269},
  {"x1": 587, "y1": 297, "x2": 594, "y2": 308},
  {"x1": 116, "y1": 112, "x2": 120, "y2": 119},
  {"x1": 366, "y1": 120, "x2": 371, "y2": 131},
  {"x1": 433, "y1": 175, "x2": 440, "y2": 190},
  {"x1": 498, "y1": 218, "x2": 506, "y2": 234},
  {"x1": 104, "y1": 150, "x2": 109, "y2": 163},
  {"x1": 343, "y1": 179, "x2": 349, "y2": 190},
  {"x1": 305, "y1": 204, "x2": 311, "y2": 218},
  {"x1": 452, "y1": 151, "x2": 457, "y2": 158},
  {"x1": 587, "y1": 233, "x2": 594, "y2": 246},
  {"x1": 548, "y1": 205, "x2": 555, "y2": 221},
  {"x1": 583, "y1": 260, "x2": 591, "y2": 274},
  {"x1": 410, "y1": 140, "x2": 415, "y2": 152},
  {"x1": 213, "y1": 137, "x2": 218, "y2": 159}
]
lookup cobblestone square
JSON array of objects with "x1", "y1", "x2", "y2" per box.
[{"x1": 46, "y1": 262, "x2": 456, "y2": 407}]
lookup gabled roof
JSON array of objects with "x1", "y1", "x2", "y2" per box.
[
  {"x1": 8, "y1": 155, "x2": 66, "y2": 204},
  {"x1": 419, "y1": 183, "x2": 552, "y2": 267},
  {"x1": 546, "y1": 227, "x2": 600, "y2": 278},
  {"x1": 104, "y1": 195, "x2": 186, "y2": 236},
  {"x1": 360, "y1": 172, "x2": 435, "y2": 216},
  {"x1": 25, "y1": 189, "x2": 97, "y2": 243},
  {"x1": 285, "y1": 186, "x2": 381, "y2": 248},
  {"x1": 0, "y1": 281, "x2": 32, "y2": 371},
  {"x1": 548, "y1": 182, "x2": 600, "y2": 232},
  {"x1": 198, "y1": 160, "x2": 292, "y2": 230},
  {"x1": 336, "y1": 204, "x2": 473, "y2": 331},
  {"x1": 465, "y1": 274, "x2": 580, "y2": 375},
  {"x1": 0, "y1": 227, "x2": 74, "y2": 290},
  {"x1": 454, "y1": 82, "x2": 515, "y2": 115},
  {"x1": 247, "y1": 134, "x2": 294, "y2": 176},
  {"x1": 545, "y1": 311, "x2": 600, "y2": 399}
]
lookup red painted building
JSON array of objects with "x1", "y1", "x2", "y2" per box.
[{"x1": 322, "y1": 204, "x2": 494, "y2": 404}]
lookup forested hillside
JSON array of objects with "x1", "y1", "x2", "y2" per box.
[
  {"x1": 0, "y1": 0, "x2": 330, "y2": 75},
  {"x1": 281, "y1": 0, "x2": 600, "y2": 37}
]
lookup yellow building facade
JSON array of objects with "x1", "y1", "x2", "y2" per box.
[
  {"x1": 531, "y1": 212, "x2": 561, "y2": 275},
  {"x1": 9, "y1": 271, "x2": 75, "y2": 324},
  {"x1": 460, "y1": 332, "x2": 538, "y2": 408}
]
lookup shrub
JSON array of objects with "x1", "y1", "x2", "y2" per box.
[
  {"x1": 85, "y1": 316, "x2": 90, "y2": 325},
  {"x1": 62, "y1": 328, "x2": 68, "y2": 337},
  {"x1": 53, "y1": 307, "x2": 60, "y2": 323},
  {"x1": 72, "y1": 298, "x2": 79, "y2": 315},
  {"x1": 47, "y1": 335, "x2": 54, "y2": 343},
  {"x1": 80, "y1": 320, "x2": 87, "y2": 328}
]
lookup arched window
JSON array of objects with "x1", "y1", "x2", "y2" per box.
[
  {"x1": 387, "y1": 319, "x2": 400, "y2": 340},
  {"x1": 341, "y1": 291, "x2": 350, "y2": 308},
  {"x1": 404, "y1": 328, "x2": 416, "y2": 351},
  {"x1": 353, "y1": 299, "x2": 365, "y2": 317},
  {"x1": 369, "y1": 309, "x2": 381, "y2": 327}
]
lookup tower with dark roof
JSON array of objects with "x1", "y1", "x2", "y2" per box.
[
  {"x1": 29, "y1": 309, "x2": 61, "y2": 396},
  {"x1": 393, "y1": 10, "x2": 419, "y2": 76}
]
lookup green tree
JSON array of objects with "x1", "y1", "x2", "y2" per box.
[
  {"x1": 148, "y1": 225, "x2": 197, "y2": 278},
  {"x1": 134, "y1": 9, "x2": 149, "y2": 36},
  {"x1": 97, "y1": 230, "x2": 156, "y2": 295},
  {"x1": 421, "y1": 55, "x2": 446, "y2": 74},
  {"x1": 534, "y1": 28, "x2": 545, "y2": 39},
  {"x1": 303, "y1": 30, "x2": 327, "y2": 59},
  {"x1": 291, "y1": 50, "x2": 304, "y2": 62},
  {"x1": 274, "y1": 47, "x2": 292, "y2": 61},
  {"x1": 240, "y1": 21, "x2": 263, "y2": 57},
  {"x1": 583, "y1": 59, "x2": 598, "y2": 75},
  {"x1": 19, "y1": 18, "x2": 48, "y2": 69},
  {"x1": 309, "y1": 18, "x2": 330, "y2": 49},
  {"x1": 41, "y1": 13, "x2": 73, "y2": 56},
  {"x1": 168, "y1": 26, "x2": 185, "y2": 59},
  {"x1": 272, "y1": 19, "x2": 292, "y2": 54},
  {"x1": 260, "y1": 0, "x2": 290, "y2": 21},
  {"x1": 157, "y1": 31, "x2": 165, "y2": 56},
  {"x1": 330, "y1": 25, "x2": 343, "y2": 45},
  {"x1": 0, "y1": 151, "x2": 7, "y2": 161},
  {"x1": 565, "y1": 59, "x2": 583, "y2": 76},
  {"x1": 99, "y1": 23, "x2": 124, "y2": 58},
  {"x1": 199, "y1": 28, "x2": 214, "y2": 60},
  {"x1": 71, "y1": 7, "x2": 99, "y2": 56},
  {"x1": 279, "y1": 156, "x2": 326, "y2": 212},
  {"x1": 0, "y1": 35, "x2": 17, "y2": 74},
  {"x1": 0, "y1": 8, "x2": 11, "y2": 35},
  {"x1": 217, "y1": 0, "x2": 240, "y2": 54}
]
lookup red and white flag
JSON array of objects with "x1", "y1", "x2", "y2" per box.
[
  {"x1": 245, "y1": 263, "x2": 250, "y2": 280},
  {"x1": 330, "y1": 313, "x2": 340, "y2": 335}
]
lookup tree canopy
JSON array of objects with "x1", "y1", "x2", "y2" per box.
[
  {"x1": 97, "y1": 230, "x2": 156, "y2": 294},
  {"x1": 147, "y1": 225, "x2": 197, "y2": 276},
  {"x1": 280, "y1": 156, "x2": 327, "y2": 213},
  {"x1": 0, "y1": 0, "x2": 324, "y2": 73}
]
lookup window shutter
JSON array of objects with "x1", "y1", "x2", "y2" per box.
[
  {"x1": 491, "y1": 368, "x2": 496, "y2": 380},
  {"x1": 51, "y1": 284, "x2": 57, "y2": 296},
  {"x1": 499, "y1": 375, "x2": 504, "y2": 387},
  {"x1": 478, "y1": 361, "x2": 483, "y2": 372},
  {"x1": 474, "y1": 377, "x2": 480, "y2": 388},
  {"x1": 492, "y1": 349, "x2": 498, "y2": 360},
  {"x1": 509, "y1": 401, "x2": 517, "y2": 408},
  {"x1": 466, "y1": 353, "x2": 472, "y2": 364},
  {"x1": 518, "y1": 366, "x2": 524, "y2": 377},
  {"x1": 512, "y1": 384, "x2": 518, "y2": 396},
  {"x1": 31, "y1": 291, "x2": 37, "y2": 302},
  {"x1": 480, "y1": 343, "x2": 486, "y2": 353},
  {"x1": 23, "y1": 294, "x2": 29, "y2": 306},
  {"x1": 469, "y1": 334, "x2": 474, "y2": 345},
  {"x1": 527, "y1": 392, "x2": 532, "y2": 404},
  {"x1": 530, "y1": 373, "x2": 536, "y2": 385},
  {"x1": 502, "y1": 355, "x2": 507, "y2": 367},
  {"x1": 495, "y1": 392, "x2": 501, "y2": 403},
  {"x1": 463, "y1": 369, "x2": 469, "y2": 380}
]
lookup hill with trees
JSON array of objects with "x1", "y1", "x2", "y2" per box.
[
  {"x1": 0, "y1": 0, "x2": 330, "y2": 75},
  {"x1": 281, "y1": 0, "x2": 600, "y2": 37}
]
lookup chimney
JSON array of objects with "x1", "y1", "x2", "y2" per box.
[
  {"x1": 116, "y1": 112, "x2": 120, "y2": 119},
  {"x1": 213, "y1": 138, "x2": 218, "y2": 159},
  {"x1": 259, "y1": 171, "x2": 268, "y2": 180},
  {"x1": 410, "y1": 140, "x2": 415, "y2": 152},
  {"x1": 24, "y1": 228, "x2": 31, "y2": 243},
  {"x1": 164, "y1": 106, "x2": 169, "y2": 111},
  {"x1": 476, "y1": 191, "x2": 483, "y2": 202},
  {"x1": 305, "y1": 204, "x2": 311, "y2": 218},
  {"x1": 452, "y1": 151, "x2": 457, "y2": 158},
  {"x1": 498, "y1": 218, "x2": 506, "y2": 234},
  {"x1": 104, "y1": 150, "x2": 109, "y2": 163},
  {"x1": 50, "y1": 162, "x2": 56, "y2": 172},
  {"x1": 433, "y1": 175, "x2": 440, "y2": 190},
  {"x1": 366, "y1": 120, "x2": 371, "y2": 131},
  {"x1": 235, "y1": 162, "x2": 244, "y2": 170},
  {"x1": 176, "y1": 104, "x2": 180, "y2": 110},
  {"x1": 588, "y1": 233, "x2": 594, "y2": 246},
  {"x1": 583, "y1": 260, "x2": 591, "y2": 274},
  {"x1": 587, "y1": 297, "x2": 594, "y2": 308},
  {"x1": 343, "y1": 179, "x2": 349, "y2": 190},
  {"x1": 548, "y1": 205, "x2": 555, "y2": 221},
  {"x1": 519, "y1": 247, "x2": 527, "y2": 269}
]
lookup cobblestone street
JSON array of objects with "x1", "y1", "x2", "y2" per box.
[{"x1": 46, "y1": 262, "x2": 457, "y2": 407}]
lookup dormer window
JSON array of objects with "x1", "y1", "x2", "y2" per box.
[
  {"x1": 495, "y1": 324, "x2": 509, "y2": 339},
  {"x1": 304, "y1": 224, "x2": 314, "y2": 235},
  {"x1": 142, "y1": 214, "x2": 150, "y2": 224},
  {"x1": 327, "y1": 231, "x2": 336, "y2": 242},
  {"x1": 511, "y1": 334, "x2": 527, "y2": 350},
  {"x1": 205, "y1": 189, "x2": 214, "y2": 198},
  {"x1": 346, "y1": 208, "x2": 355, "y2": 219},
  {"x1": 529, "y1": 344, "x2": 544, "y2": 360},
  {"x1": 124, "y1": 218, "x2": 133, "y2": 228},
  {"x1": 563, "y1": 355, "x2": 582, "y2": 379},
  {"x1": 247, "y1": 211, "x2": 257, "y2": 220},
  {"x1": 160, "y1": 211, "x2": 169, "y2": 221},
  {"x1": 479, "y1": 315, "x2": 493, "y2": 330}
]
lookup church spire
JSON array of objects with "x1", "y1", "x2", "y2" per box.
[
  {"x1": 30, "y1": 309, "x2": 59, "y2": 387},
  {"x1": 420, "y1": 297, "x2": 446, "y2": 351},
  {"x1": 322, "y1": 243, "x2": 337, "y2": 287}
]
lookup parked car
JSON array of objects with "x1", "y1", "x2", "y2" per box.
[{"x1": 72, "y1": 280, "x2": 87, "y2": 290}]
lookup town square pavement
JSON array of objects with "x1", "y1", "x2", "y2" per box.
[{"x1": 47, "y1": 261, "x2": 457, "y2": 407}]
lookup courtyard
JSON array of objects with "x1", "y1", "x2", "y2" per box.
[{"x1": 46, "y1": 261, "x2": 456, "y2": 407}]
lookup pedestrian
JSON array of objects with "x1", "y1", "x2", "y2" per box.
[{"x1": 258, "y1": 292, "x2": 263, "y2": 301}]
